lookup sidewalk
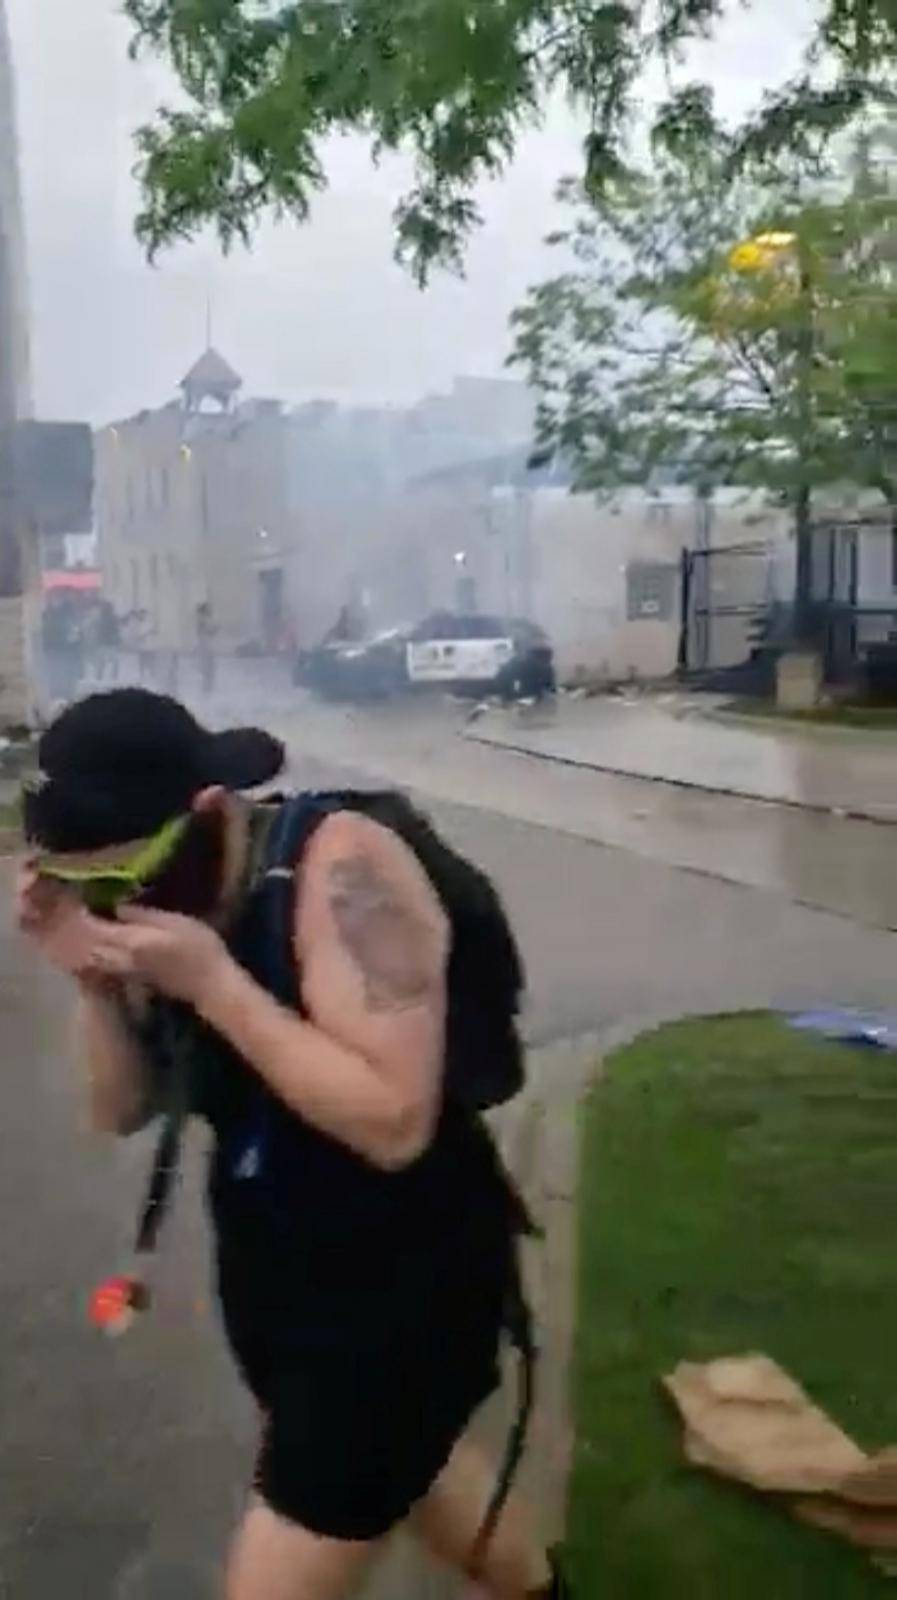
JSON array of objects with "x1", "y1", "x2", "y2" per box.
[
  {"x1": 362, "y1": 1036, "x2": 592, "y2": 1598},
  {"x1": 467, "y1": 697, "x2": 897, "y2": 822}
]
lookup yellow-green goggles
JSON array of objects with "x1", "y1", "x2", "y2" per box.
[{"x1": 36, "y1": 814, "x2": 190, "y2": 915}]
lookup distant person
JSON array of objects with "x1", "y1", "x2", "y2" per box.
[
  {"x1": 274, "y1": 614, "x2": 298, "y2": 688},
  {"x1": 196, "y1": 601, "x2": 217, "y2": 696},
  {"x1": 324, "y1": 603, "x2": 361, "y2": 647},
  {"x1": 40, "y1": 594, "x2": 82, "y2": 704},
  {"x1": 121, "y1": 609, "x2": 155, "y2": 686},
  {"x1": 92, "y1": 599, "x2": 121, "y2": 683},
  {"x1": 275, "y1": 613, "x2": 297, "y2": 657},
  {"x1": 162, "y1": 646, "x2": 180, "y2": 698},
  {"x1": 513, "y1": 643, "x2": 557, "y2": 705},
  {"x1": 135, "y1": 610, "x2": 156, "y2": 686},
  {"x1": 120, "y1": 611, "x2": 139, "y2": 685}
]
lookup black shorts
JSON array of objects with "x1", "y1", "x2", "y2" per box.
[
  {"x1": 213, "y1": 1164, "x2": 518, "y2": 1539},
  {"x1": 250, "y1": 1336, "x2": 500, "y2": 1540}
]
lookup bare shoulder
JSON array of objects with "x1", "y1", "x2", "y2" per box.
[
  {"x1": 296, "y1": 810, "x2": 449, "y2": 1012},
  {"x1": 303, "y1": 811, "x2": 441, "y2": 907}
]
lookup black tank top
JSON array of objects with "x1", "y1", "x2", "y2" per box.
[{"x1": 151, "y1": 804, "x2": 522, "y2": 1347}]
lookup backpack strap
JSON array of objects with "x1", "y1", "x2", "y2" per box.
[
  {"x1": 214, "y1": 791, "x2": 359, "y2": 1187},
  {"x1": 132, "y1": 793, "x2": 342, "y2": 1267},
  {"x1": 242, "y1": 791, "x2": 348, "y2": 1005},
  {"x1": 133, "y1": 1003, "x2": 193, "y2": 1258}
]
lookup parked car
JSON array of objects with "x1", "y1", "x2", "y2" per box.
[{"x1": 293, "y1": 612, "x2": 555, "y2": 703}]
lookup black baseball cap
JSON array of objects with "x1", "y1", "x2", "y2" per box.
[{"x1": 25, "y1": 689, "x2": 286, "y2": 853}]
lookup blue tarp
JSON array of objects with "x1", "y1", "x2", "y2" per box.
[{"x1": 787, "y1": 1010, "x2": 897, "y2": 1052}]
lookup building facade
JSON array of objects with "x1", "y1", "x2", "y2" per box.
[
  {"x1": 96, "y1": 369, "x2": 538, "y2": 656},
  {"x1": 95, "y1": 351, "x2": 300, "y2": 656}
]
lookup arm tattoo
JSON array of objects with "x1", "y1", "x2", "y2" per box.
[{"x1": 328, "y1": 854, "x2": 436, "y2": 1013}]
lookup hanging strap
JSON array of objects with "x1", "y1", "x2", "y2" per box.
[
  {"x1": 467, "y1": 1247, "x2": 538, "y2": 1578},
  {"x1": 132, "y1": 1003, "x2": 194, "y2": 1263},
  {"x1": 131, "y1": 794, "x2": 334, "y2": 1263}
]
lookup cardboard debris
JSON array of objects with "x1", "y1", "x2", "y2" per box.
[
  {"x1": 663, "y1": 1354, "x2": 897, "y2": 1557},
  {"x1": 793, "y1": 1498, "x2": 897, "y2": 1551},
  {"x1": 839, "y1": 1451, "x2": 897, "y2": 1508},
  {"x1": 663, "y1": 1355, "x2": 866, "y2": 1495}
]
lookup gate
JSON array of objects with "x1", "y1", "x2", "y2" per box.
[
  {"x1": 809, "y1": 519, "x2": 859, "y2": 682},
  {"x1": 680, "y1": 520, "x2": 890, "y2": 687},
  {"x1": 679, "y1": 542, "x2": 779, "y2": 675}
]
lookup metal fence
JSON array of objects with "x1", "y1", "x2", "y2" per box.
[
  {"x1": 680, "y1": 515, "x2": 897, "y2": 688},
  {"x1": 679, "y1": 541, "x2": 781, "y2": 675}
]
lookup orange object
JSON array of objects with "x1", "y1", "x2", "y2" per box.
[
  {"x1": 89, "y1": 1275, "x2": 149, "y2": 1335},
  {"x1": 42, "y1": 568, "x2": 102, "y2": 593}
]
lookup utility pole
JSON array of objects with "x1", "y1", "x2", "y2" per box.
[
  {"x1": 0, "y1": 0, "x2": 33, "y2": 720},
  {"x1": 792, "y1": 243, "x2": 815, "y2": 643}
]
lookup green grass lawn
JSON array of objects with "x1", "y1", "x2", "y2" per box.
[
  {"x1": 724, "y1": 699, "x2": 897, "y2": 731},
  {"x1": 567, "y1": 1013, "x2": 897, "y2": 1598}
]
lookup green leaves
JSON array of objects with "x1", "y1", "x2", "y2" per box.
[
  {"x1": 125, "y1": 0, "x2": 549, "y2": 274},
  {"x1": 510, "y1": 127, "x2": 897, "y2": 510},
  {"x1": 123, "y1": 0, "x2": 897, "y2": 278}
]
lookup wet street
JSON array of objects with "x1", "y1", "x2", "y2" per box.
[
  {"x1": 469, "y1": 694, "x2": 897, "y2": 819},
  {"x1": 269, "y1": 696, "x2": 897, "y2": 935},
  {"x1": 3, "y1": 702, "x2": 897, "y2": 1596}
]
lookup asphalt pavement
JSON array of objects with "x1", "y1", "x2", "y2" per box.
[{"x1": 3, "y1": 715, "x2": 897, "y2": 1597}]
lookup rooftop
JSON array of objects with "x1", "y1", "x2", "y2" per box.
[{"x1": 179, "y1": 348, "x2": 242, "y2": 401}]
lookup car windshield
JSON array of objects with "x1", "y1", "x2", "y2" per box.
[{"x1": 411, "y1": 613, "x2": 513, "y2": 642}]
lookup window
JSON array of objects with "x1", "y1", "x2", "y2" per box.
[
  {"x1": 626, "y1": 562, "x2": 677, "y2": 621},
  {"x1": 646, "y1": 499, "x2": 674, "y2": 526}
]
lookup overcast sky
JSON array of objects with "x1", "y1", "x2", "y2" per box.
[{"x1": 7, "y1": 0, "x2": 812, "y2": 425}]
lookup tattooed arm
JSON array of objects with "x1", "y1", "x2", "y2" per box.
[{"x1": 196, "y1": 812, "x2": 449, "y2": 1169}]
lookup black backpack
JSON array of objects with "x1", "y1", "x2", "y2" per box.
[{"x1": 255, "y1": 788, "x2": 526, "y2": 1111}]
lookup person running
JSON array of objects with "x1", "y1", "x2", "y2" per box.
[
  {"x1": 91, "y1": 598, "x2": 121, "y2": 683},
  {"x1": 17, "y1": 689, "x2": 568, "y2": 1600},
  {"x1": 40, "y1": 593, "x2": 83, "y2": 704},
  {"x1": 196, "y1": 601, "x2": 217, "y2": 696}
]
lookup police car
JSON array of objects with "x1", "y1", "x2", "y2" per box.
[
  {"x1": 294, "y1": 612, "x2": 555, "y2": 703},
  {"x1": 405, "y1": 612, "x2": 555, "y2": 699}
]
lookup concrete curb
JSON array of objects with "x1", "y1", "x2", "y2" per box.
[
  {"x1": 702, "y1": 705, "x2": 897, "y2": 744},
  {"x1": 465, "y1": 729, "x2": 897, "y2": 827}
]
